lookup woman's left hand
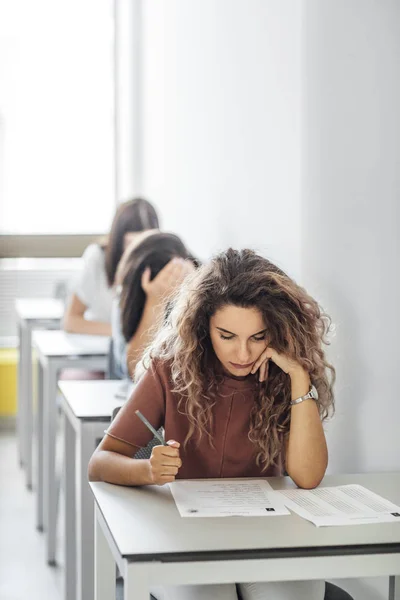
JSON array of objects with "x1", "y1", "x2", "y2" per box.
[{"x1": 251, "y1": 346, "x2": 304, "y2": 382}]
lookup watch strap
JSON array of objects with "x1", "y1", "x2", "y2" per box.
[{"x1": 290, "y1": 387, "x2": 316, "y2": 406}]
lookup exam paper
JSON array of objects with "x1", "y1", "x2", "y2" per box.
[
  {"x1": 276, "y1": 484, "x2": 400, "y2": 527},
  {"x1": 169, "y1": 479, "x2": 290, "y2": 517}
]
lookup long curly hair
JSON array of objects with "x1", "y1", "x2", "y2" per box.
[{"x1": 142, "y1": 248, "x2": 335, "y2": 470}]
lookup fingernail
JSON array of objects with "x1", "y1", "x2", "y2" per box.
[{"x1": 167, "y1": 440, "x2": 180, "y2": 448}]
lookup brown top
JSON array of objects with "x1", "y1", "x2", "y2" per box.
[{"x1": 107, "y1": 360, "x2": 284, "y2": 479}]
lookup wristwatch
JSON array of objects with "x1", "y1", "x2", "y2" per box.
[{"x1": 290, "y1": 384, "x2": 318, "y2": 406}]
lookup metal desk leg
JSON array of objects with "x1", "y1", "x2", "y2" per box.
[
  {"x1": 25, "y1": 325, "x2": 34, "y2": 489},
  {"x1": 77, "y1": 424, "x2": 98, "y2": 600},
  {"x1": 63, "y1": 412, "x2": 77, "y2": 600},
  {"x1": 17, "y1": 321, "x2": 26, "y2": 468},
  {"x1": 95, "y1": 506, "x2": 116, "y2": 600},
  {"x1": 389, "y1": 576, "x2": 400, "y2": 600},
  {"x1": 124, "y1": 564, "x2": 150, "y2": 600},
  {"x1": 36, "y1": 360, "x2": 44, "y2": 531},
  {"x1": 43, "y1": 360, "x2": 59, "y2": 565}
]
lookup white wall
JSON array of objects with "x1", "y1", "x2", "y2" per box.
[
  {"x1": 302, "y1": 2, "x2": 400, "y2": 598},
  {"x1": 142, "y1": 0, "x2": 302, "y2": 277},
  {"x1": 142, "y1": 4, "x2": 400, "y2": 596}
]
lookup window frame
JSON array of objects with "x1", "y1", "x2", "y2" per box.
[{"x1": 0, "y1": 234, "x2": 106, "y2": 258}]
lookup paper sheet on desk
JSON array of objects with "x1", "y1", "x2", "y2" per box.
[
  {"x1": 276, "y1": 484, "x2": 400, "y2": 527},
  {"x1": 169, "y1": 479, "x2": 290, "y2": 517}
]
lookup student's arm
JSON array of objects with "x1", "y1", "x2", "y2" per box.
[
  {"x1": 251, "y1": 347, "x2": 328, "y2": 489},
  {"x1": 87, "y1": 360, "x2": 182, "y2": 485},
  {"x1": 87, "y1": 434, "x2": 181, "y2": 486},
  {"x1": 285, "y1": 368, "x2": 328, "y2": 489},
  {"x1": 125, "y1": 259, "x2": 195, "y2": 377},
  {"x1": 63, "y1": 293, "x2": 112, "y2": 336}
]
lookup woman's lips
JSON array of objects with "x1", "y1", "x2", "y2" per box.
[{"x1": 229, "y1": 362, "x2": 253, "y2": 370}]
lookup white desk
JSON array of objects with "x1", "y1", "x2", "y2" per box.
[
  {"x1": 59, "y1": 380, "x2": 126, "y2": 600},
  {"x1": 15, "y1": 297, "x2": 64, "y2": 489},
  {"x1": 91, "y1": 473, "x2": 400, "y2": 600},
  {"x1": 32, "y1": 330, "x2": 109, "y2": 565}
]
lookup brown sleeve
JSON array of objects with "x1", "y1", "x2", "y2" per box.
[{"x1": 106, "y1": 360, "x2": 165, "y2": 448}]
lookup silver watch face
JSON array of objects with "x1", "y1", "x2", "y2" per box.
[{"x1": 311, "y1": 384, "x2": 319, "y2": 400}]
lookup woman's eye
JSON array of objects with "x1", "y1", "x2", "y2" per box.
[
  {"x1": 220, "y1": 334, "x2": 234, "y2": 340},
  {"x1": 253, "y1": 335, "x2": 267, "y2": 342}
]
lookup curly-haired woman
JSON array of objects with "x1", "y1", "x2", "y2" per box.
[{"x1": 89, "y1": 248, "x2": 335, "y2": 600}]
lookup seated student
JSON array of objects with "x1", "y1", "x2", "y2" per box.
[
  {"x1": 89, "y1": 248, "x2": 335, "y2": 600},
  {"x1": 63, "y1": 198, "x2": 159, "y2": 336},
  {"x1": 111, "y1": 231, "x2": 196, "y2": 379}
]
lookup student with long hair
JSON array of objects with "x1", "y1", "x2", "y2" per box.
[
  {"x1": 112, "y1": 231, "x2": 196, "y2": 378},
  {"x1": 63, "y1": 198, "x2": 159, "y2": 336},
  {"x1": 89, "y1": 248, "x2": 335, "y2": 599}
]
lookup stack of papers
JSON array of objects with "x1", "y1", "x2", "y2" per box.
[
  {"x1": 275, "y1": 484, "x2": 400, "y2": 527},
  {"x1": 169, "y1": 480, "x2": 400, "y2": 526},
  {"x1": 169, "y1": 480, "x2": 289, "y2": 517}
]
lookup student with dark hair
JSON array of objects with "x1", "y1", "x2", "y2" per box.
[
  {"x1": 112, "y1": 231, "x2": 196, "y2": 378},
  {"x1": 89, "y1": 248, "x2": 335, "y2": 599},
  {"x1": 63, "y1": 198, "x2": 159, "y2": 336}
]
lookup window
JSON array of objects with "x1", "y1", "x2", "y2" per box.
[{"x1": 0, "y1": 0, "x2": 115, "y2": 237}]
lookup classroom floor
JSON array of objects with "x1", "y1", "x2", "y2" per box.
[
  {"x1": 0, "y1": 431, "x2": 63, "y2": 600},
  {"x1": 0, "y1": 429, "x2": 126, "y2": 600}
]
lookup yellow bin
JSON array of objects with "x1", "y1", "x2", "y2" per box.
[{"x1": 0, "y1": 349, "x2": 18, "y2": 416}]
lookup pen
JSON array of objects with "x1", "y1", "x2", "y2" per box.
[{"x1": 135, "y1": 410, "x2": 166, "y2": 446}]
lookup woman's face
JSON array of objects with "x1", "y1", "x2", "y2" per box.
[{"x1": 209, "y1": 304, "x2": 268, "y2": 377}]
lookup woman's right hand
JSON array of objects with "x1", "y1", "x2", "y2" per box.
[
  {"x1": 141, "y1": 258, "x2": 194, "y2": 304},
  {"x1": 148, "y1": 440, "x2": 182, "y2": 485}
]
